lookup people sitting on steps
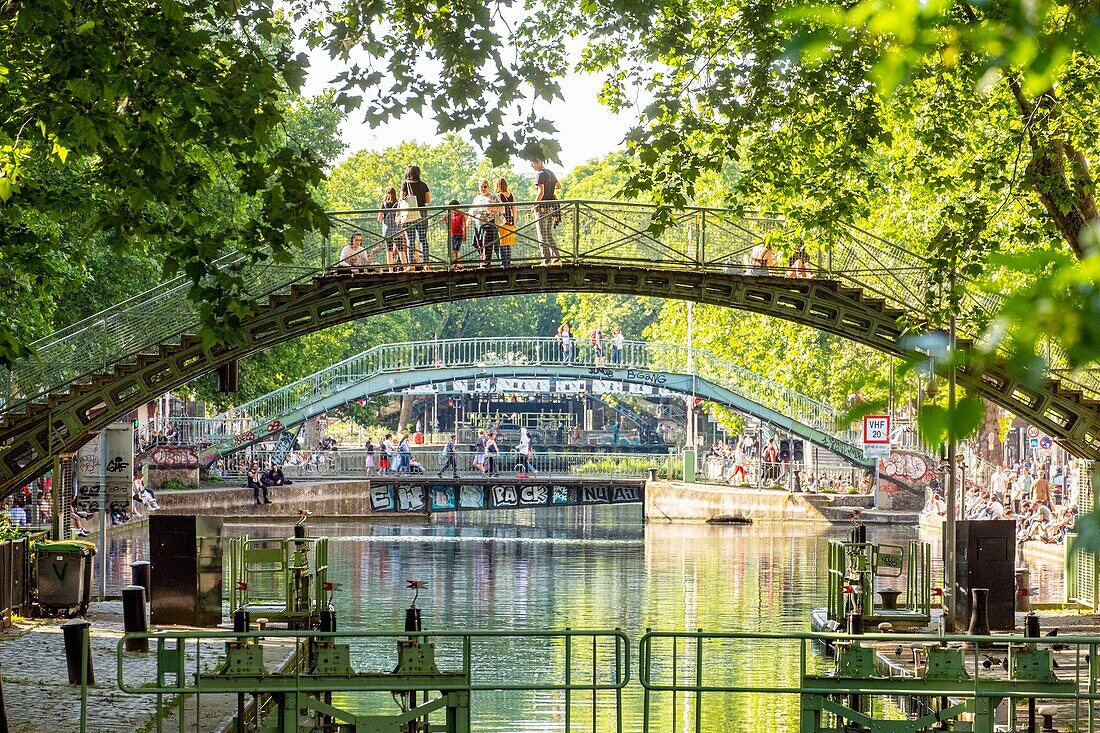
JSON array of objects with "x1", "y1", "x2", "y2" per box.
[{"x1": 248, "y1": 462, "x2": 269, "y2": 505}]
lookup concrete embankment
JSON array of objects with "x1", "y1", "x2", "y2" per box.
[
  {"x1": 155, "y1": 479, "x2": 425, "y2": 518},
  {"x1": 645, "y1": 481, "x2": 917, "y2": 524}
]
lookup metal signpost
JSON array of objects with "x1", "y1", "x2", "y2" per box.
[
  {"x1": 76, "y1": 423, "x2": 133, "y2": 598},
  {"x1": 862, "y1": 415, "x2": 891, "y2": 507}
]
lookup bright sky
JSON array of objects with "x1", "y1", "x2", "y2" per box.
[{"x1": 303, "y1": 51, "x2": 639, "y2": 177}]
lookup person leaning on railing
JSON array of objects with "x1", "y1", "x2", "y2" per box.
[{"x1": 378, "y1": 187, "x2": 402, "y2": 271}]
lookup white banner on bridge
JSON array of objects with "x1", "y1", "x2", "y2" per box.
[
  {"x1": 554, "y1": 380, "x2": 586, "y2": 393},
  {"x1": 400, "y1": 384, "x2": 440, "y2": 394},
  {"x1": 592, "y1": 380, "x2": 626, "y2": 395},
  {"x1": 496, "y1": 378, "x2": 551, "y2": 393}
]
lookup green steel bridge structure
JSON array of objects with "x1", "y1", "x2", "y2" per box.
[
  {"x1": 155, "y1": 337, "x2": 871, "y2": 468},
  {"x1": 2, "y1": 199, "x2": 1097, "y2": 499}
]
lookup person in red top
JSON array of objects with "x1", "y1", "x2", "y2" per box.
[{"x1": 447, "y1": 199, "x2": 467, "y2": 268}]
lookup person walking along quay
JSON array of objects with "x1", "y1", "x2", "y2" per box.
[{"x1": 438, "y1": 434, "x2": 459, "y2": 478}]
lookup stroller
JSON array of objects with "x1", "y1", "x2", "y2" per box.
[{"x1": 408, "y1": 458, "x2": 425, "y2": 475}]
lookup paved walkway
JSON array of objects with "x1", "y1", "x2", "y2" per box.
[{"x1": 0, "y1": 602, "x2": 295, "y2": 733}]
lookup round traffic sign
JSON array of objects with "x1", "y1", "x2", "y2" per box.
[
  {"x1": 1039, "y1": 436, "x2": 1053, "y2": 449},
  {"x1": 1027, "y1": 426, "x2": 1040, "y2": 438}
]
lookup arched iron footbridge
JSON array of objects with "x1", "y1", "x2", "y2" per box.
[
  {"x1": 150, "y1": 337, "x2": 871, "y2": 468},
  {"x1": 1, "y1": 200, "x2": 1097, "y2": 497}
]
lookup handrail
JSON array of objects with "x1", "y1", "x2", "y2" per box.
[{"x1": 118, "y1": 627, "x2": 631, "y2": 693}]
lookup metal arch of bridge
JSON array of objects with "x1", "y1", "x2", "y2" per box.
[
  {"x1": 0, "y1": 201, "x2": 1097, "y2": 495},
  {"x1": 1, "y1": 265, "x2": 1097, "y2": 498},
  {"x1": 182, "y1": 336, "x2": 845, "y2": 459},
  {"x1": 211, "y1": 364, "x2": 874, "y2": 468}
]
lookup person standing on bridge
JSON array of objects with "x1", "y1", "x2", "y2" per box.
[
  {"x1": 556, "y1": 323, "x2": 574, "y2": 363},
  {"x1": 496, "y1": 178, "x2": 517, "y2": 267},
  {"x1": 446, "y1": 199, "x2": 467, "y2": 268},
  {"x1": 591, "y1": 322, "x2": 605, "y2": 365},
  {"x1": 438, "y1": 434, "x2": 459, "y2": 479},
  {"x1": 611, "y1": 327, "x2": 624, "y2": 365},
  {"x1": 532, "y1": 159, "x2": 561, "y2": 265},
  {"x1": 402, "y1": 165, "x2": 432, "y2": 268},
  {"x1": 378, "y1": 188, "x2": 401, "y2": 271},
  {"x1": 472, "y1": 178, "x2": 504, "y2": 268}
]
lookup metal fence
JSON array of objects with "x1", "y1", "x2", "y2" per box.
[
  {"x1": 0, "y1": 534, "x2": 34, "y2": 628},
  {"x1": 117, "y1": 628, "x2": 630, "y2": 733},
  {"x1": 638, "y1": 629, "x2": 1100, "y2": 733},
  {"x1": 219, "y1": 448, "x2": 680, "y2": 480}
]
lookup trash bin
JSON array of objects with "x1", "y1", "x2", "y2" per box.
[{"x1": 36, "y1": 541, "x2": 96, "y2": 616}]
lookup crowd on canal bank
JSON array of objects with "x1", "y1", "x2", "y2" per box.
[{"x1": 922, "y1": 459, "x2": 1080, "y2": 545}]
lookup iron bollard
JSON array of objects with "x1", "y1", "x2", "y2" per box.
[
  {"x1": 1039, "y1": 705, "x2": 1058, "y2": 732},
  {"x1": 131, "y1": 560, "x2": 151, "y2": 601},
  {"x1": 233, "y1": 609, "x2": 250, "y2": 633},
  {"x1": 1016, "y1": 567, "x2": 1032, "y2": 613},
  {"x1": 1026, "y1": 613, "x2": 1040, "y2": 733},
  {"x1": 122, "y1": 585, "x2": 149, "y2": 652},
  {"x1": 405, "y1": 607, "x2": 422, "y2": 633},
  {"x1": 967, "y1": 588, "x2": 991, "y2": 638},
  {"x1": 61, "y1": 618, "x2": 94, "y2": 686},
  {"x1": 647, "y1": 467, "x2": 658, "y2": 482}
]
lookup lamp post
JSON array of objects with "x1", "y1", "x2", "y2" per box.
[{"x1": 944, "y1": 265, "x2": 959, "y2": 632}]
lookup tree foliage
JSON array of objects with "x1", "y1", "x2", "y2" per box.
[{"x1": 1, "y1": 0, "x2": 332, "y2": 363}]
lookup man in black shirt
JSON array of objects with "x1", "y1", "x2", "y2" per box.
[{"x1": 532, "y1": 160, "x2": 562, "y2": 265}]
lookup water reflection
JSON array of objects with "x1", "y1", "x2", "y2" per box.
[{"x1": 96, "y1": 510, "x2": 1064, "y2": 731}]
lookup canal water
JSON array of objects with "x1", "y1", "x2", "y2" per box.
[{"x1": 102, "y1": 508, "x2": 1062, "y2": 731}]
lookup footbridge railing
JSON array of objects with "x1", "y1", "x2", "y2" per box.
[
  {"x1": 1, "y1": 200, "x2": 997, "y2": 416},
  {"x1": 166, "y1": 337, "x2": 849, "y2": 457}
]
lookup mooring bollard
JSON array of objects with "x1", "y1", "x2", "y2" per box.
[
  {"x1": 1026, "y1": 612, "x2": 1040, "y2": 733},
  {"x1": 61, "y1": 618, "x2": 94, "y2": 686},
  {"x1": 647, "y1": 467, "x2": 658, "y2": 482},
  {"x1": 233, "y1": 609, "x2": 250, "y2": 633},
  {"x1": 405, "y1": 606, "x2": 422, "y2": 633},
  {"x1": 967, "y1": 588, "x2": 991, "y2": 638},
  {"x1": 131, "y1": 560, "x2": 151, "y2": 601},
  {"x1": 1016, "y1": 567, "x2": 1032, "y2": 613},
  {"x1": 122, "y1": 585, "x2": 149, "y2": 652}
]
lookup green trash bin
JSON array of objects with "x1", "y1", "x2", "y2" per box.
[{"x1": 36, "y1": 540, "x2": 96, "y2": 616}]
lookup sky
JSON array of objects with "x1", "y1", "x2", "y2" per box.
[{"x1": 303, "y1": 48, "x2": 640, "y2": 177}]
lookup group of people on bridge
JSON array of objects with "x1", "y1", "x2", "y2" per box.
[{"x1": 336, "y1": 161, "x2": 564, "y2": 273}]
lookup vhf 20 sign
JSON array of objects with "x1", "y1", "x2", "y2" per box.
[{"x1": 862, "y1": 415, "x2": 891, "y2": 445}]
